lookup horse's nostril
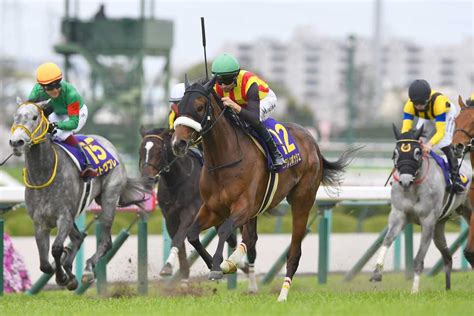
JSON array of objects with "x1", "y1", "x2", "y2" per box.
[{"x1": 10, "y1": 139, "x2": 24, "y2": 148}]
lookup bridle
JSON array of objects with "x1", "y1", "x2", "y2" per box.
[
  {"x1": 178, "y1": 87, "x2": 244, "y2": 172},
  {"x1": 140, "y1": 134, "x2": 179, "y2": 179}
]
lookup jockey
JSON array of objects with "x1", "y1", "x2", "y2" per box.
[
  {"x1": 466, "y1": 92, "x2": 474, "y2": 107},
  {"x1": 168, "y1": 83, "x2": 185, "y2": 130},
  {"x1": 401, "y1": 79, "x2": 463, "y2": 193},
  {"x1": 28, "y1": 62, "x2": 98, "y2": 181},
  {"x1": 211, "y1": 53, "x2": 285, "y2": 171}
]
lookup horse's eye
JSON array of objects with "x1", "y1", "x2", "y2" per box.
[
  {"x1": 32, "y1": 115, "x2": 38, "y2": 121},
  {"x1": 196, "y1": 104, "x2": 204, "y2": 112},
  {"x1": 414, "y1": 148, "x2": 421, "y2": 159}
]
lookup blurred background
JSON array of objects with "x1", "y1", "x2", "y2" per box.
[{"x1": 0, "y1": 0, "x2": 472, "y2": 234}]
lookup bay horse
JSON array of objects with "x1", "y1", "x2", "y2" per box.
[
  {"x1": 171, "y1": 77, "x2": 356, "y2": 301},
  {"x1": 451, "y1": 95, "x2": 474, "y2": 267},
  {"x1": 9, "y1": 100, "x2": 149, "y2": 290},
  {"x1": 370, "y1": 126, "x2": 472, "y2": 293},
  {"x1": 139, "y1": 127, "x2": 258, "y2": 292}
]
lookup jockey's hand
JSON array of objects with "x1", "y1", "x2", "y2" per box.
[
  {"x1": 222, "y1": 97, "x2": 241, "y2": 113},
  {"x1": 47, "y1": 122, "x2": 58, "y2": 135},
  {"x1": 422, "y1": 142, "x2": 433, "y2": 156}
]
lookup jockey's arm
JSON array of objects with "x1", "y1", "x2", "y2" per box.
[
  {"x1": 237, "y1": 83, "x2": 260, "y2": 126},
  {"x1": 58, "y1": 101, "x2": 80, "y2": 131},
  {"x1": 428, "y1": 97, "x2": 450, "y2": 145},
  {"x1": 401, "y1": 100, "x2": 415, "y2": 133}
]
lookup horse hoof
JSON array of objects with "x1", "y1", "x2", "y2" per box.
[
  {"x1": 209, "y1": 270, "x2": 224, "y2": 280},
  {"x1": 56, "y1": 274, "x2": 69, "y2": 286},
  {"x1": 370, "y1": 273, "x2": 382, "y2": 282},
  {"x1": 40, "y1": 264, "x2": 55, "y2": 275},
  {"x1": 67, "y1": 278, "x2": 78, "y2": 291},
  {"x1": 81, "y1": 272, "x2": 95, "y2": 285},
  {"x1": 220, "y1": 260, "x2": 237, "y2": 274},
  {"x1": 160, "y1": 263, "x2": 173, "y2": 276}
]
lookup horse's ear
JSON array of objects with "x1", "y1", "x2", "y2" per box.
[
  {"x1": 414, "y1": 124, "x2": 424, "y2": 140},
  {"x1": 16, "y1": 96, "x2": 23, "y2": 105},
  {"x1": 458, "y1": 95, "x2": 466, "y2": 108},
  {"x1": 36, "y1": 99, "x2": 51, "y2": 109},
  {"x1": 392, "y1": 123, "x2": 401, "y2": 140},
  {"x1": 139, "y1": 125, "x2": 146, "y2": 138},
  {"x1": 184, "y1": 73, "x2": 190, "y2": 89},
  {"x1": 203, "y1": 75, "x2": 217, "y2": 93}
]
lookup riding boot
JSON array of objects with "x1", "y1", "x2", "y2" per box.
[
  {"x1": 75, "y1": 144, "x2": 98, "y2": 181},
  {"x1": 253, "y1": 123, "x2": 285, "y2": 171},
  {"x1": 441, "y1": 146, "x2": 464, "y2": 194}
]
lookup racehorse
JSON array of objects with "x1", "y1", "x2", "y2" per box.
[
  {"x1": 9, "y1": 100, "x2": 149, "y2": 290},
  {"x1": 171, "y1": 77, "x2": 356, "y2": 301},
  {"x1": 139, "y1": 127, "x2": 258, "y2": 292},
  {"x1": 451, "y1": 95, "x2": 474, "y2": 267},
  {"x1": 370, "y1": 125, "x2": 472, "y2": 293}
]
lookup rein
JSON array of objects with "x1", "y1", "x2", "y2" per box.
[
  {"x1": 185, "y1": 89, "x2": 243, "y2": 172},
  {"x1": 23, "y1": 146, "x2": 59, "y2": 189}
]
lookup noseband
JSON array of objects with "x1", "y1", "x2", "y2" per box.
[{"x1": 141, "y1": 134, "x2": 178, "y2": 177}]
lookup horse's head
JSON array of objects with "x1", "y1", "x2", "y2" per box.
[
  {"x1": 392, "y1": 124, "x2": 424, "y2": 189},
  {"x1": 9, "y1": 98, "x2": 50, "y2": 156},
  {"x1": 139, "y1": 127, "x2": 173, "y2": 189},
  {"x1": 452, "y1": 95, "x2": 474, "y2": 158},
  {"x1": 171, "y1": 76, "x2": 218, "y2": 156}
]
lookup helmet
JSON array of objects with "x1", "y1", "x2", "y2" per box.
[
  {"x1": 169, "y1": 83, "x2": 185, "y2": 102},
  {"x1": 36, "y1": 62, "x2": 62, "y2": 85},
  {"x1": 408, "y1": 79, "x2": 431, "y2": 105},
  {"x1": 211, "y1": 53, "x2": 240, "y2": 76},
  {"x1": 467, "y1": 92, "x2": 474, "y2": 107}
]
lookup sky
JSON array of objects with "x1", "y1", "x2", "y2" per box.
[{"x1": 1, "y1": 0, "x2": 472, "y2": 72}]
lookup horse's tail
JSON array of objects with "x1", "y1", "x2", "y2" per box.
[
  {"x1": 321, "y1": 146, "x2": 362, "y2": 191},
  {"x1": 118, "y1": 177, "x2": 151, "y2": 209}
]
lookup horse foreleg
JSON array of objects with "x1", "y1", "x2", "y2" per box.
[
  {"x1": 411, "y1": 217, "x2": 436, "y2": 294},
  {"x1": 209, "y1": 217, "x2": 235, "y2": 280},
  {"x1": 370, "y1": 209, "x2": 406, "y2": 282},
  {"x1": 177, "y1": 244, "x2": 190, "y2": 288},
  {"x1": 34, "y1": 224, "x2": 54, "y2": 274},
  {"x1": 433, "y1": 221, "x2": 452, "y2": 291},
  {"x1": 52, "y1": 216, "x2": 73, "y2": 286},
  {"x1": 161, "y1": 209, "x2": 194, "y2": 276},
  {"x1": 187, "y1": 205, "x2": 219, "y2": 270}
]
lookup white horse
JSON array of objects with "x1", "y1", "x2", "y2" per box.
[{"x1": 370, "y1": 126, "x2": 472, "y2": 293}]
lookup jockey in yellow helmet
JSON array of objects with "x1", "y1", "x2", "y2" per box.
[{"x1": 28, "y1": 62, "x2": 98, "y2": 181}]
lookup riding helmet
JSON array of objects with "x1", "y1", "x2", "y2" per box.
[
  {"x1": 169, "y1": 83, "x2": 185, "y2": 102},
  {"x1": 408, "y1": 79, "x2": 431, "y2": 105},
  {"x1": 211, "y1": 53, "x2": 240, "y2": 77},
  {"x1": 36, "y1": 62, "x2": 62, "y2": 85}
]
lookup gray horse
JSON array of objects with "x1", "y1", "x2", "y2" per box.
[
  {"x1": 9, "y1": 100, "x2": 149, "y2": 290},
  {"x1": 370, "y1": 126, "x2": 472, "y2": 293}
]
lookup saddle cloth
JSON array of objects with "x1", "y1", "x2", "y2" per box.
[
  {"x1": 54, "y1": 135, "x2": 120, "y2": 177},
  {"x1": 250, "y1": 117, "x2": 303, "y2": 173}
]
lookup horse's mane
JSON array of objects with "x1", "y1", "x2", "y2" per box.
[{"x1": 400, "y1": 129, "x2": 418, "y2": 140}]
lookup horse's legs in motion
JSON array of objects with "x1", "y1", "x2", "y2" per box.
[
  {"x1": 432, "y1": 220, "x2": 452, "y2": 290},
  {"x1": 177, "y1": 244, "x2": 190, "y2": 287},
  {"x1": 370, "y1": 209, "x2": 407, "y2": 282},
  {"x1": 34, "y1": 224, "x2": 54, "y2": 274},
  {"x1": 62, "y1": 223, "x2": 86, "y2": 291},
  {"x1": 277, "y1": 191, "x2": 314, "y2": 302},
  {"x1": 83, "y1": 200, "x2": 115, "y2": 284},
  {"x1": 187, "y1": 205, "x2": 221, "y2": 270},
  {"x1": 241, "y1": 217, "x2": 258, "y2": 293},
  {"x1": 411, "y1": 216, "x2": 436, "y2": 294},
  {"x1": 161, "y1": 205, "x2": 203, "y2": 277},
  {"x1": 52, "y1": 215, "x2": 74, "y2": 286},
  {"x1": 209, "y1": 217, "x2": 236, "y2": 280}
]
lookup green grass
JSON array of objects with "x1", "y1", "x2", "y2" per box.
[{"x1": 0, "y1": 273, "x2": 473, "y2": 315}]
